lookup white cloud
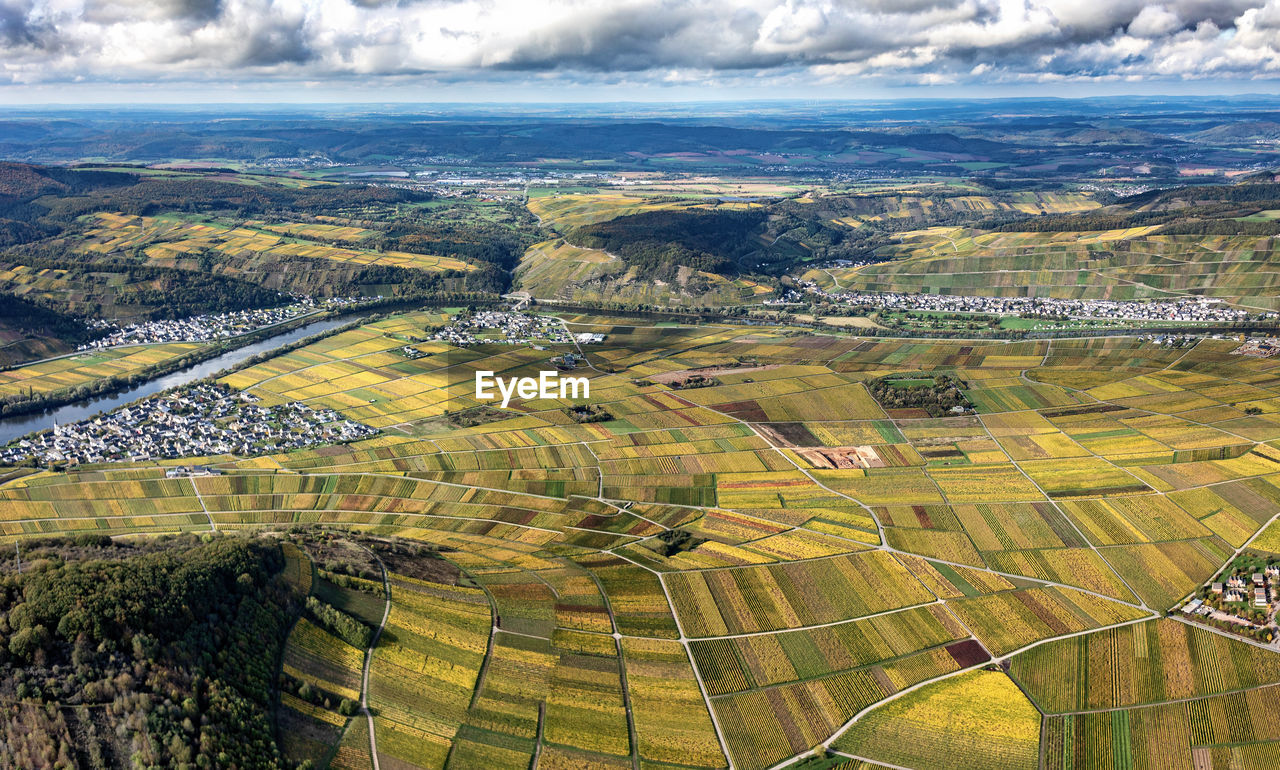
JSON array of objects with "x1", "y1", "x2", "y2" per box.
[
  {"x1": 0, "y1": 0, "x2": 1278, "y2": 89},
  {"x1": 1128, "y1": 5, "x2": 1182, "y2": 37}
]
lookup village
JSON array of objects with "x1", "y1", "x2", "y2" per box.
[
  {"x1": 1233, "y1": 337, "x2": 1280, "y2": 357},
  {"x1": 1180, "y1": 553, "x2": 1280, "y2": 646},
  {"x1": 430, "y1": 310, "x2": 578, "y2": 347},
  {"x1": 0, "y1": 382, "x2": 377, "y2": 467},
  {"x1": 797, "y1": 282, "x2": 1273, "y2": 324},
  {"x1": 79, "y1": 296, "x2": 371, "y2": 350}
]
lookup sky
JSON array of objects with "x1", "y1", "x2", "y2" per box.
[{"x1": 4, "y1": 1, "x2": 1280, "y2": 103}]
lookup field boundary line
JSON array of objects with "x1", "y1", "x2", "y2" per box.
[
  {"x1": 608, "y1": 549, "x2": 736, "y2": 769},
  {"x1": 1047, "y1": 679, "x2": 1280, "y2": 717},
  {"x1": 356, "y1": 546, "x2": 392, "y2": 770},
  {"x1": 578, "y1": 554, "x2": 642, "y2": 770},
  {"x1": 764, "y1": 612, "x2": 1157, "y2": 770},
  {"x1": 971, "y1": 411, "x2": 1150, "y2": 608},
  {"x1": 191, "y1": 477, "x2": 216, "y2": 532},
  {"x1": 826, "y1": 749, "x2": 910, "y2": 769}
]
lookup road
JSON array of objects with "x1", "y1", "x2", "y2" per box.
[
  {"x1": 190, "y1": 476, "x2": 217, "y2": 532},
  {"x1": 606, "y1": 548, "x2": 736, "y2": 768},
  {"x1": 357, "y1": 547, "x2": 393, "y2": 770}
]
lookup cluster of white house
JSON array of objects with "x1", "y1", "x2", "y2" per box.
[
  {"x1": 0, "y1": 382, "x2": 376, "y2": 466},
  {"x1": 79, "y1": 297, "x2": 370, "y2": 350},
  {"x1": 431, "y1": 312, "x2": 573, "y2": 346},
  {"x1": 800, "y1": 283, "x2": 1271, "y2": 324},
  {"x1": 1235, "y1": 338, "x2": 1280, "y2": 358}
]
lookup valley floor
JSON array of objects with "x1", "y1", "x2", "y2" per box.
[{"x1": 5, "y1": 313, "x2": 1280, "y2": 769}]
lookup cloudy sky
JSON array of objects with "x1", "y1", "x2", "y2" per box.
[{"x1": 4, "y1": 0, "x2": 1280, "y2": 102}]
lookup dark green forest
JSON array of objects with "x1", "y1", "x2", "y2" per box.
[
  {"x1": 0, "y1": 295, "x2": 95, "y2": 344},
  {"x1": 571, "y1": 209, "x2": 765, "y2": 279},
  {"x1": 0, "y1": 534, "x2": 300, "y2": 769},
  {"x1": 568, "y1": 199, "x2": 908, "y2": 281}
]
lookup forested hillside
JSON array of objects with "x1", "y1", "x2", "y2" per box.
[{"x1": 0, "y1": 534, "x2": 297, "y2": 768}]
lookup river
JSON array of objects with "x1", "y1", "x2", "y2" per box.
[{"x1": 0, "y1": 315, "x2": 362, "y2": 447}]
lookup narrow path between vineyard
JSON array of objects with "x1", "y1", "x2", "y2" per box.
[
  {"x1": 606, "y1": 548, "x2": 737, "y2": 768},
  {"x1": 359, "y1": 548, "x2": 392, "y2": 770},
  {"x1": 191, "y1": 477, "x2": 216, "y2": 532}
]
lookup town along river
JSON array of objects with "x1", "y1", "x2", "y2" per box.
[{"x1": 0, "y1": 315, "x2": 363, "y2": 447}]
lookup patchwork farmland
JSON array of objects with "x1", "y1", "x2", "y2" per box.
[
  {"x1": 806, "y1": 227, "x2": 1280, "y2": 311},
  {"x1": 7, "y1": 314, "x2": 1280, "y2": 768}
]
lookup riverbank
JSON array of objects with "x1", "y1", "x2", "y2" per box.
[
  {"x1": 0, "y1": 309, "x2": 337, "y2": 421},
  {"x1": 0, "y1": 313, "x2": 370, "y2": 447}
]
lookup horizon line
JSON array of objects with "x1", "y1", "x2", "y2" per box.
[{"x1": 8, "y1": 93, "x2": 1280, "y2": 109}]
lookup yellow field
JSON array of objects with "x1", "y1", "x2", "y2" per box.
[
  {"x1": 0, "y1": 343, "x2": 209, "y2": 397},
  {"x1": 834, "y1": 670, "x2": 1041, "y2": 769},
  {"x1": 253, "y1": 221, "x2": 375, "y2": 242}
]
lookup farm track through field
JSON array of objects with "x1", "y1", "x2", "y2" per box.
[
  {"x1": 532, "y1": 701, "x2": 546, "y2": 769},
  {"x1": 971, "y1": 407, "x2": 1151, "y2": 609},
  {"x1": 674, "y1": 389, "x2": 1151, "y2": 605},
  {"x1": 591, "y1": 404, "x2": 1159, "y2": 615},
  {"x1": 657, "y1": 388, "x2": 1184, "y2": 770},
  {"x1": 1046, "y1": 678, "x2": 1280, "y2": 717},
  {"x1": 581, "y1": 552, "x2": 644, "y2": 770},
  {"x1": 827, "y1": 749, "x2": 914, "y2": 769},
  {"x1": 466, "y1": 581, "x2": 499, "y2": 712},
  {"x1": 765, "y1": 612, "x2": 1160, "y2": 770},
  {"x1": 526, "y1": 198, "x2": 626, "y2": 264},
  {"x1": 356, "y1": 545, "x2": 392, "y2": 770},
  {"x1": 15, "y1": 474, "x2": 1230, "y2": 770},
  {"x1": 191, "y1": 477, "x2": 216, "y2": 532},
  {"x1": 576, "y1": 378, "x2": 1166, "y2": 765},
  {"x1": 821, "y1": 268, "x2": 847, "y2": 290},
  {"x1": 604, "y1": 547, "x2": 737, "y2": 768}
]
